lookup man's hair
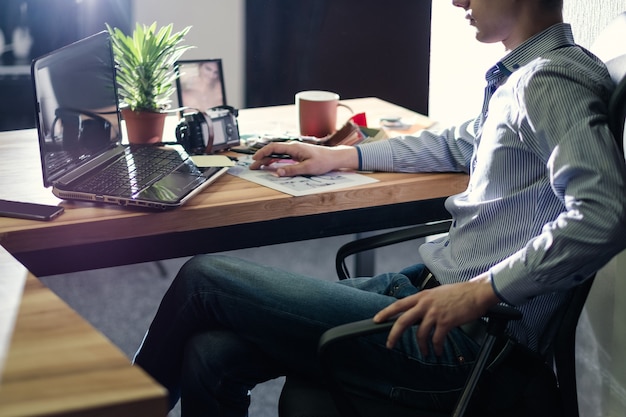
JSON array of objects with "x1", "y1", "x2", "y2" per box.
[{"x1": 541, "y1": 0, "x2": 563, "y2": 11}]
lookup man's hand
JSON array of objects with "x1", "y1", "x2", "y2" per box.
[
  {"x1": 373, "y1": 273, "x2": 500, "y2": 356},
  {"x1": 249, "y1": 141, "x2": 359, "y2": 177}
]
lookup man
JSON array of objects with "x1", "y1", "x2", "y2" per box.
[{"x1": 134, "y1": 0, "x2": 626, "y2": 416}]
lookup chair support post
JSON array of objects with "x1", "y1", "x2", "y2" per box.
[{"x1": 451, "y1": 335, "x2": 497, "y2": 417}]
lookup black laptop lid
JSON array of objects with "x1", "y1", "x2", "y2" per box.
[{"x1": 31, "y1": 31, "x2": 122, "y2": 187}]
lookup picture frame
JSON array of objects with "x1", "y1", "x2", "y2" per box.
[{"x1": 175, "y1": 59, "x2": 227, "y2": 110}]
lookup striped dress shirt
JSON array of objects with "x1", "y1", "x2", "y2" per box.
[{"x1": 356, "y1": 23, "x2": 626, "y2": 352}]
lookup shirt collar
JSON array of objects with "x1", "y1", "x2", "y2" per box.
[{"x1": 492, "y1": 23, "x2": 576, "y2": 79}]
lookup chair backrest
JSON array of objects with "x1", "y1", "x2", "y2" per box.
[
  {"x1": 548, "y1": 277, "x2": 595, "y2": 417},
  {"x1": 608, "y1": 62, "x2": 626, "y2": 147},
  {"x1": 592, "y1": 11, "x2": 626, "y2": 149},
  {"x1": 549, "y1": 12, "x2": 626, "y2": 417}
]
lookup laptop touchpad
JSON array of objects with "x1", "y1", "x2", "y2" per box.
[{"x1": 133, "y1": 172, "x2": 206, "y2": 203}]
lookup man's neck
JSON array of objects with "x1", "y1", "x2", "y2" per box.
[{"x1": 503, "y1": 10, "x2": 563, "y2": 51}]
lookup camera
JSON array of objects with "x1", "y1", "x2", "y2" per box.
[{"x1": 175, "y1": 105, "x2": 240, "y2": 155}]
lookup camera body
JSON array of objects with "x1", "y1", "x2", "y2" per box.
[{"x1": 175, "y1": 106, "x2": 240, "y2": 154}]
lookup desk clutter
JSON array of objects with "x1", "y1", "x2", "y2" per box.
[{"x1": 230, "y1": 112, "x2": 387, "y2": 157}]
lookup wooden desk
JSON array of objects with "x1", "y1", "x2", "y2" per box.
[
  {"x1": 0, "y1": 98, "x2": 468, "y2": 276},
  {"x1": 0, "y1": 247, "x2": 167, "y2": 417},
  {"x1": 0, "y1": 98, "x2": 468, "y2": 416}
]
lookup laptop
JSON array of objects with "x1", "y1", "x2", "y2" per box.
[{"x1": 30, "y1": 31, "x2": 228, "y2": 210}]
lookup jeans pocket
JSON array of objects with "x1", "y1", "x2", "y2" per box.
[{"x1": 386, "y1": 274, "x2": 419, "y2": 299}]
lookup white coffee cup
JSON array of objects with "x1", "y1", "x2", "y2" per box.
[{"x1": 296, "y1": 90, "x2": 352, "y2": 137}]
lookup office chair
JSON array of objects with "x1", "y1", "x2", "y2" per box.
[
  {"x1": 279, "y1": 12, "x2": 626, "y2": 417},
  {"x1": 279, "y1": 262, "x2": 594, "y2": 417}
]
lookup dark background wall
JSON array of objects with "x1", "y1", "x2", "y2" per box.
[
  {"x1": 0, "y1": 0, "x2": 131, "y2": 66},
  {"x1": 1, "y1": 0, "x2": 432, "y2": 131},
  {"x1": 245, "y1": 0, "x2": 432, "y2": 114},
  {"x1": 0, "y1": 0, "x2": 131, "y2": 131}
]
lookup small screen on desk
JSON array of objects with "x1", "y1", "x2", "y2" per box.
[{"x1": 31, "y1": 31, "x2": 122, "y2": 187}]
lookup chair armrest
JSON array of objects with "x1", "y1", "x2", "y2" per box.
[
  {"x1": 318, "y1": 304, "x2": 520, "y2": 356},
  {"x1": 335, "y1": 220, "x2": 453, "y2": 280},
  {"x1": 319, "y1": 318, "x2": 394, "y2": 356}
]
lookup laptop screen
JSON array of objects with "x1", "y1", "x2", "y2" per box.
[{"x1": 31, "y1": 31, "x2": 122, "y2": 187}]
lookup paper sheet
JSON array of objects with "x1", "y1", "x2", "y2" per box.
[{"x1": 228, "y1": 156, "x2": 378, "y2": 196}]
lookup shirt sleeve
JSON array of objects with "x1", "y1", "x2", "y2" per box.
[
  {"x1": 489, "y1": 61, "x2": 626, "y2": 305},
  {"x1": 355, "y1": 120, "x2": 476, "y2": 173}
]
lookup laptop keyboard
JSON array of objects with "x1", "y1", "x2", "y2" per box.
[{"x1": 75, "y1": 146, "x2": 186, "y2": 196}]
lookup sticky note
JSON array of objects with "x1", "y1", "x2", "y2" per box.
[{"x1": 190, "y1": 155, "x2": 236, "y2": 167}]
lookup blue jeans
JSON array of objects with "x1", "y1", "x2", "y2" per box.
[{"x1": 133, "y1": 255, "x2": 480, "y2": 417}]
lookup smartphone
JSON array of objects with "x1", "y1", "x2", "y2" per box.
[{"x1": 0, "y1": 199, "x2": 65, "y2": 221}]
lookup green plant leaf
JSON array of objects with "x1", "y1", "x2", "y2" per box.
[{"x1": 106, "y1": 22, "x2": 194, "y2": 112}]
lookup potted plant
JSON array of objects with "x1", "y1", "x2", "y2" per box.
[{"x1": 107, "y1": 22, "x2": 193, "y2": 144}]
